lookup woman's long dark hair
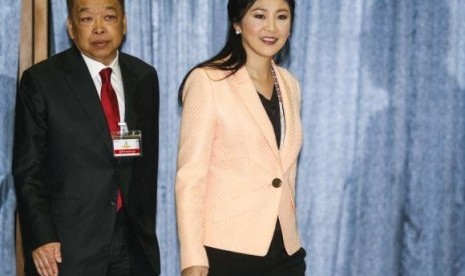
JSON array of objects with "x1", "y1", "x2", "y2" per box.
[{"x1": 178, "y1": 0, "x2": 296, "y2": 105}]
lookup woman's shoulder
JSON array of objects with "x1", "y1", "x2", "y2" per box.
[
  {"x1": 274, "y1": 65, "x2": 300, "y2": 91},
  {"x1": 274, "y1": 64, "x2": 298, "y2": 82},
  {"x1": 188, "y1": 66, "x2": 231, "y2": 82}
]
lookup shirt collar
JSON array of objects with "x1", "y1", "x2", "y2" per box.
[{"x1": 81, "y1": 52, "x2": 121, "y2": 81}]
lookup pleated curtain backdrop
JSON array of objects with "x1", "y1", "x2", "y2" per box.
[
  {"x1": 1, "y1": 0, "x2": 465, "y2": 275},
  {"x1": 14, "y1": 1, "x2": 49, "y2": 274},
  {"x1": 0, "y1": 1, "x2": 21, "y2": 276}
]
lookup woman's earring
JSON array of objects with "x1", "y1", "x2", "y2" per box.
[{"x1": 236, "y1": 30, "x2": 241, "y2": 35}]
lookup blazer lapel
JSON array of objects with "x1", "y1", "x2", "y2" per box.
[
  {"x1": 231, "y1": 67, "x2": 281, "y2": 163},
  {"x1": 272, "y1": 64, "x2": 301, "y2": 172},
  {"x1": 63, "y1": 48, "x2": 113, "y2": 152}
]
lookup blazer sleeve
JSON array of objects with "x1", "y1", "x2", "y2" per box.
[
  {"x1": 175, "y1": 68, "x2": 216, "y2": 269},
  {"x1": 13, "y1": 70, "x2": 58, "y2": 250}
]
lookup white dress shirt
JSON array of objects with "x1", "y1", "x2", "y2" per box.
[{"x1": 81, "y1": 52, "x2": 125, "y2": 121}]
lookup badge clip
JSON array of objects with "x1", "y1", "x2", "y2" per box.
[{"x1": 111, "y1": 122, "x2": 142, "y2": 158}]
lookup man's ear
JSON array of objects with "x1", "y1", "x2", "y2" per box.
[
  {"x1": 66, "y1": 17, "x2": 74, "y2": 40},
  {"x1": 123, "y1": 14, "x2": 127, "y2": 35}
]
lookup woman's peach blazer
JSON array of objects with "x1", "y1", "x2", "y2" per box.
[{"x1": 175, "y1": 63, "x2": 303, "y2": 270}]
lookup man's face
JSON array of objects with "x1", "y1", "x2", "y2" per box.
[{"x1": 67, "y1": 0, "x2": 126, "y2": 65}]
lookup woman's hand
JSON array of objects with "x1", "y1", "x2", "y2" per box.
[{"x1": 181, "y1": 266, "x2": 209, "y2": 276}]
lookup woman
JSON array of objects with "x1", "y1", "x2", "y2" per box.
[{"x1": 175, "y1": 0, "x2": 305, "y2": 275}]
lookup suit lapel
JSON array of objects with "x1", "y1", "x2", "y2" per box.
[
  {"x1": 63, "y1": 48, "x2": 113, "y2": 152},
  {"x1": 115, "y1": 55, "x2": 137, "y2": 196},
  {"x1": 231, "y1": 67, "x2": 281, "y2": 163},
  {"x1": 272, "y1": 64, "x2": 301, "y2": 171},
  {"x1": 119, "y1": 56, "x2": 137, "y2": 131}
]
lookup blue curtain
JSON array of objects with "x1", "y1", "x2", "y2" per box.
[
  {"x1": 0, "y1": 0, "x2": 21, "y2": 275},
  {"x1": 292, "y1": 1, "x2": 465, "y2": 275},
  {"x1": 1, "y1": 0, "x2": 464, "y2": 275}
]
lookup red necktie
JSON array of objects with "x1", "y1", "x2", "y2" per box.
[{"x1": 100, "y1": 68, "x2": 123, "y2": 211}]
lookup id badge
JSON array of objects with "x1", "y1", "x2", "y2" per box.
[{"x1": 111, "y1": 123, "x2": 142, "y2": 157}]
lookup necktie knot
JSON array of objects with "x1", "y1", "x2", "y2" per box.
[{"x1": 99, "y1": 67, "x2": 113, "y2": 84}]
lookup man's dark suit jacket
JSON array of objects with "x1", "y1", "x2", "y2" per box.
[{"x1": 13, "y1": 47, "x2": 160, "y2": 275}]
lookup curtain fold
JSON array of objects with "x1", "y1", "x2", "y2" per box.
[
  {"x1": 293, "y1": 1, "x2": 465, "y2": 275},
  {"x1": 0, "y1": 0, "x2": 21, "y2": 275},
  {"x1": 15, "y1": 0, "x2": 49, "y2": 275}
]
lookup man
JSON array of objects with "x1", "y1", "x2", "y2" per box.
[{"x1": 13, "y1": 0, "x2": 160, "y2": 275}]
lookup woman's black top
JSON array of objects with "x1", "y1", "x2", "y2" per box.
[{"x1": 258, "y1": 85, "x2": 281, "y2": 149}]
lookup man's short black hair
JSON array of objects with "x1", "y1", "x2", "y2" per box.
[{"x1": 66, "y1": 0, "x2": 125, "y2": 15}]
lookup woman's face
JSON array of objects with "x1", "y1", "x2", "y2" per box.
[{"x1": 234, "y1": 0, "x2": 291, "y2": 62}]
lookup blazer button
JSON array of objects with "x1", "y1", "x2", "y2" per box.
[
  {"x1": 272, "y1": 178, "x2": 282, "y2": 188},
  {"x1": 110, "y1": 201, "x2": 117, "y2": 207}
]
